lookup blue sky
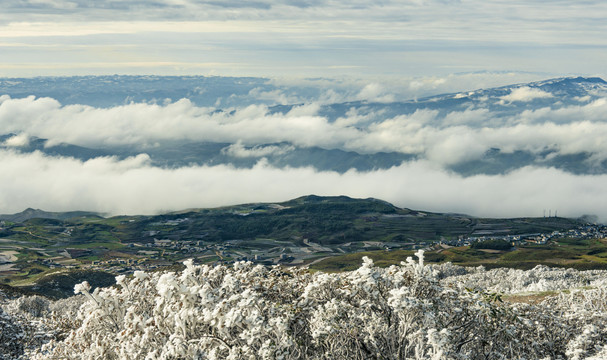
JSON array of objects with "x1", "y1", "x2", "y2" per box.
[{"x1": 1, "y1": 0, "x2": 606, "y2": 78}]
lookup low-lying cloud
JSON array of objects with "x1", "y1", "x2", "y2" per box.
[
  {"x1": 1, "y1": 149, "x2": 606, "y2": 221},
  {"x1": 221, "y1": 141, "x2": 295, "y2": 158},
  {"x1": 3, "y1": 133, "x2": 29, "y2": 147},
  {"x1": 499, "y1": 86, "x2": 553, "y2": 103},
  {"x1": 2, "y1": 93, "x2": 607, "y2": 164}
]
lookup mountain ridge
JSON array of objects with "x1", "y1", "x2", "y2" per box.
[
  {"x1": 1, "y1": 75, "x2": 604, "y2": 108},
  {"x1": 0, "y1": 208, "x2": 101, "y2": 223},
  {"x1": 0, "y1": 194, "x2": 591, "y2": 224}
]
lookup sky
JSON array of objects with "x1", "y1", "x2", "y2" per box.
[
  {"x1": 1, "y1": 0, "x2": 607, "y2": 220},
  {"x1": 0, "y1": 0, "x2": 606, "y2": 78}
]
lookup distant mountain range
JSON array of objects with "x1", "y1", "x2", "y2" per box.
[
  {"x1": 317, "y1": 76, "x2": 607, "y2": 122},
  {"x1": 0, "y1": 208, "x2": 100, "y2": 223},
  {"x1": 0, "y1": 76, "x2": 274, "y2": 108},
  {"x1": 0, "y1": 195, "x2": 581, "y2": 250},
  {"x1": 1, "y1": 75, "x2": 604, "y2": 109}
]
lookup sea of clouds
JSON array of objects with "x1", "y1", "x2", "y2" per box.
[{"x1": 1, "y1": 76, "x2": 607, "y2": 220}]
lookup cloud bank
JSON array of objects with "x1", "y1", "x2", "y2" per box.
[
  {"x1": 2, "y1": 92, "x2": 607, "y2": 165},
  {"x1": 1, "y1": 149, "x2": 606, "y2": 221}
]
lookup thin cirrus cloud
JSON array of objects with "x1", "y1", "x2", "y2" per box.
[{"x1": 0, "y1": 1, "x2": 606, "y2": 77}]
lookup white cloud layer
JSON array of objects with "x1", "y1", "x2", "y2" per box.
[
  {"x1": 2, "y1": 94, "x2": 607, "y2": 164},
  {"x1": 1, "y1": 149, "x2": 606, "y2": 221}
]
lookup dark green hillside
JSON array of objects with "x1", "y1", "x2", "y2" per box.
[
  {"x1": 2, "y1": 195, "x2": 583, "y2": 251},
  {"x1": 0, "y1": 195, "x2": 592, "y2": 296}
]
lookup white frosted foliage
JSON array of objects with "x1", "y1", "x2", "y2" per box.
[{"x1": 7, "y1": 254, "x2": 607, "y2": 359}]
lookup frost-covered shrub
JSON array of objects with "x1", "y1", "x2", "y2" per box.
[
  {"x1": 444, "y1": 265, "x2": 607, "y2": 294},
  {"x1": 0, "y1": 293, "x2": 90, "y2": 359},
  {"x1": 428, "y1": 261, "x2": 470, "y2": 279},
  {"x1": 0, "y1": 307, "x2": 25, "y2": 359},
  {"x1": 23, "y1": 252, "x2": 607, "y2": 360},
  {"x1": 540, "y1": 287, "x2": 607, "y2": 360},
  {"x1": 48, "y1": 293, "x2": 86, "y2": 317},
  {"x1": 15, "y1": 295, "x2": 50, "y2": 318}
]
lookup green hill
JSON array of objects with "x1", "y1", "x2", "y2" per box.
[{"x1": 0, "y1": 195, "x2": 591, "y2": 295}]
